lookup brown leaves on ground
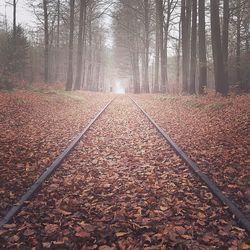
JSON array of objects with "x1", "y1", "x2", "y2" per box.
[
  {"x1": 134, "y1": 93, "x2": 250, "y2": 218},
  {"x1": 0, "y1": 90, "x2": 112, "y2": 217},
  {"x1": 1, "y1": 96, "x2": 249, "y2": 249}
]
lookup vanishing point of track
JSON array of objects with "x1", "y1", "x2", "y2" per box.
[{"x1": 0, "y1": 96, "x2": 250, "y2": 237}]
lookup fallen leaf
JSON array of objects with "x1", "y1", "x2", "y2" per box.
[
  {"x1": 0, "y1": 230, "x2": 6, "y2": 236},
  {"x1": 202, "y1": 234, "x2": 213, "y2": 243},
  {"x1": 75, "y1": 231, "x2": 90, "y2": 238},
  {"x1": 99, "y1": 245, "x2": 112, "y2": 250},
  {"x1": 53, "y1": 241, "x2": 65, "y2": 246},
  {"x1": 92, "y1": 159, "x2": 98, "y2": 164},
  {"x1": 115, "y1": 232, "x2": 128, "y2": 237},
  {"x1": 181, "y1": 234, "x2": 192, "y2": 240},
  {"x1": 9, "y1": 235, "x2": 20, "y2": 242},
  {"x1": 174, "y1": 226, "x2": 186, "y2": 235},
  {"x1": 78, "y1": 222, "x2": 95, "y2": 232},
  {"x1": 241, "y1": 242, "x2": 250, "y2": 250},
  {"x1": 44, "y1": 224, "x2": 58, "y2": 234},
  {"x1": 23, "y1": 229, "x2": 35, "y2": 237},
  {"x1": 56, "y1": 208, "x2": 72, "y2": 216},
  {"x1": 42, "y1": 242, "x2": 51, "y2": 248},
  {"x1": 3, "y1": 224, "x2": 16, "y2": 229},
  {"x1": 160, "y1": 206, "x2": 168, "y2": 211}
]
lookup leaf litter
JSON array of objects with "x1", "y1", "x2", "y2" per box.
[
  {"x1": 0, "y1": 90, "x2": 113, "y2": 217},
  {"x1": 0, "y1": 94, "x2": 249, "y2": 249}
]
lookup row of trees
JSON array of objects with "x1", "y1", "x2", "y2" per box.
[
  {"x1": 113, "y1": 0, "x2": 250, "y2": 95},
  {"x1": 0, "y1": 0, "x2": 111, "y2": 91},
  {"x1": 0, "y1": 0, "x2": 249, "y2": 94}
]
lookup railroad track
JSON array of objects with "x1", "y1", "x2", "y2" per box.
[
  {"x1": 0, "y1": 97, "x2": 116, "y2": 228},
  {"x1": 0, "y1": 95, "x2": 249, "y2": 240}
]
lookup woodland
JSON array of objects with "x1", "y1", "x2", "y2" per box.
[
  {"x1": 0, "y1": 0, "x2": 249, "y2": 93},
  {"x1": 0, "y1": 0, "x2": 250, "y2": 249}
]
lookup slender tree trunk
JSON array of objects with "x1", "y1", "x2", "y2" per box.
[
  {"x1": 86, "y1": 13, "x2": 93, "y2": 91},
  {"x1": 210, "y1": 0, "x2": 227, "y2": 95},
  {"x1": 134, "y1": 37, "x2": 141, "y2": 94},
  {"x1": 245, "y1": 0, "x2": 250, "y2": 90},
  {"x1": 144, "y1": 0, "x2": 150, "y2": 93},
  {"x1": 141, "y1": 49, "x2": 146, "y2": 91},
  {"x1": 151, "y1": 59, "x2": 155, "y2": 91},
  {"x1": 247, "y1": 1, "x2": 250, "y2": 53},
  {"x1": 198, "y1": 0, "x2": 207, "y2": 94},
  {"x1": 74, "y1": 0, "x2": 86, "y2": 90},
  {"x1": 43, "y1": 0, "x2": 49, "y2": 83},
  {"x1": 222, "y1": 0, "x2": 229, "y2": 88},
  {"x1": 236, "y1": 0, "x2": 242, "y2": 88},
  {"x1": 12, "y1": 0, "x2": 17, "y2": 75},
  {"x1": 176, "y1": 21, "x2": 181, "y2": 90},
  {"x1": 158, "y1": 0, "x2": 166, "y2": 93},
  {"x1": 154, "y1": 0, "x2": 160, "y2": 92},
  {"x1": 163, "y1": 0, "x2": 172, "y2": 93},
  {"x1": 189, "y1": 0, "x2": 197, "y2": 94},
  {"x1": 181, "y1": 0, "x2": 191, "y2": 93},
  {"x1": 128, "y1": 29, "x2": 140, "y2": 94},
  {"x1": 81, "y1": 4, "x2": 87, "y2": 89},
  {"x1": 66, "y1": 0, "x2": 75, "y2": 91},
  {"x1": 55, "y1": 0, "x2": 60, "y2": 81},
  {"x1": 95, "y1": 39, "x2": 101, "y2": 91},
  {"x1": 13, "y1": 0, "x2": 16, "y2": 42}
]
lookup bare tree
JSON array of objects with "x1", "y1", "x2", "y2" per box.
[
  {"x1": 66, "y1": 0, "x2": 75, "y2": 91},
  {"x1": 181, "y1": 0, "x2": 191, "y2": 93},
  {"x1": 43, "y1": 0, "x2": 49, "y2": 83},
  {"x1": 210, "y1": 0, "x2": 227, "y2": 95},
  {"x1": 143, "y1": 0, "x2": 150, "y2": 93},
  {"x1": 13, "y1": 0, "x2": 17, "y2": 42},
  {"x1": 74, "y1": 0, "x2": 86, "y2": 90},
  {"x1": 198, "y1": 0, "x2": 207, "y2": 94},
  {"x1": 158, "y1": 0, "x2": 165, "y2": 92},
  {"x1": 236, "y1": 0, "x2": 242, "y2": 86},
  {"x1": 189, "y1": 0, "x2": 197, "y2": 94},
  {"x1": 154, "y1": 0, "x2": 160, "y2": 92},
  {"x1": 222, "y1": 0, "x2": 229, "y2": 88},
  {"x1": 55, "y1": 0, "x2": 60, "y2": 81}
]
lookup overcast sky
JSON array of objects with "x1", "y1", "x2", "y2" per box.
[{"x1": 1, "y1": 1, "x2": 36, "y2": 27}]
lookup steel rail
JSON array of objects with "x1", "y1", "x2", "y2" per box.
[
  {"x1": 0, "y1": 97, "x2": 116, "y2": 228},
  {"x1": 129, "y1": 96, "x2": 250, "y2": 235}
]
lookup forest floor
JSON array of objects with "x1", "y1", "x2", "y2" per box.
[
  {"x1": 134, "y1": 93, "x2": 250, "y2": 219},
  {"x1": 0, "y1": 89, "x2": 249, "y2": 249},
  {"x1": 0, "y1": 90, "x2": 113, "y2": 217}
]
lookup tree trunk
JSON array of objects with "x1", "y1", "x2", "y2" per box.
[
  {"x1": 176, "y1": 21, "x2": 181, "y2": 90},
  {"x1": 81, "y1": 4, "x2": 87, "y2": 89},
  {"x1": 55, "y1": 0, "x2": 60, "y2": 82},
  {"x1": 143, "y1": 0, "x2": 150, "y2": 93},
  {"x1": 66, "y1": 0, "x2": 75, "y2": 91},
  {"x1": 154, "y1": 0, "x2": 160, "y2": 93},
  {"x1": 236, "y1": 0, "x2": 242, "y2": 88},
  {"x1": 86, "y1": 13, "x2": 93, "y2": 91},
  {"x1": 198, "y1": 0, "x2": 207, "y2": 94},
  {"x1": 13, "y1": 0, "x2": 16, "y2": 42},
  {"x1": 163, "y1": 0, "x2": 173, "y2": 93},
  {"x1": 189, "y1": 0, "x2": 197, "y2": 94},
  {"x1": 158, "y1": 0, "x2": 166, "y2": 93},
  {"x1": 74, "y1": 0, "x2": 86, "y2": 90},
  {"x1": 210, "y1": 0, "x2": 227, "y2": 95},
  {"x1": 133, "y1": 37, "x2": 141, "y2": 94},
  {"x1": 13, "y1": 0, "x2": 17, "y2": 74},
  {"x1": 181, "y1": 0, "x2": 191, "y2": 93},
  {"x1": 245, "y1": 0, "x2": 250, "y2": 90},
  {"x1": 222, "y1": 0, "x2": 229, "y2": 88},
  {"x1": 43, "y1": 0, "x2": 49, "y2": 83}
]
